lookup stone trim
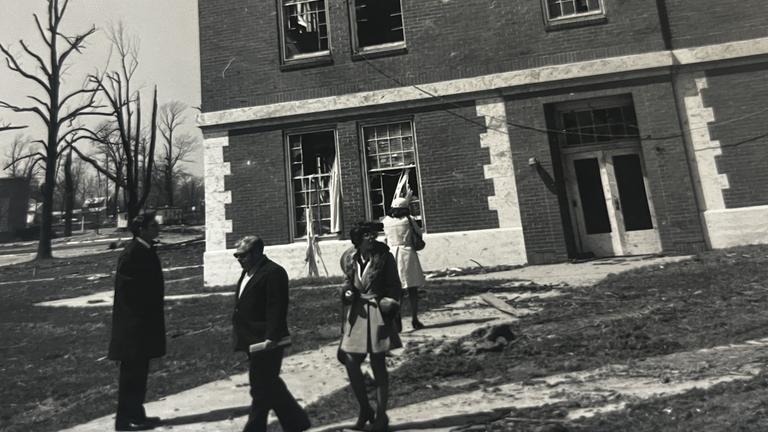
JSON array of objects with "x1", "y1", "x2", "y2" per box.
[
  {"x1": 203, "y1": 227, "x2": 527, "y2": 287},
  {"x1": 198, "y1": 37, "x2": 768, "y2": 129},
  {"x1": 703, "y1": 206, "x2": 768, "y2": 249},
  {"x1": 203, "y1": 131, "x2": 232, "y2": 252}
]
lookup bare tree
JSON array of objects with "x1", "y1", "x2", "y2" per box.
[
  {"x1": 0, "y1": 120, "x2": 26, "y2": 133},
  {"x1": 0, "y1": 0, "x2": 100, "y2": 259},
  {"x1": 157, "y1": 101, "x2": 196, "y2": 207},
  {"x1": 74, "y1": 22, "x2": 159, "y2": 221},
  {"x1": 3, "y1": 134, "x2": 42, "y2": 180}
]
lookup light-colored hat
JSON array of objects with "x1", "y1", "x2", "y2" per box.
[{"x1": 391, "y1": 197, "x2": 410, "y2": 209}]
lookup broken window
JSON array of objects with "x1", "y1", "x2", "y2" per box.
[
  {"x1": 560, "y1": 105, "x2": 639, "y2": 146},
  {"x1": 362, "y1": 121, "x2": 423, "y2": 225},
  {"x1": 288, "y1": 130, "x2": 340, "y2": 238},
  {"x1": 351, "y1": 0, "x2": 405, "y2": 53},
  {"x1": 281, "y1": 0, "x2": 330, "y2": 61},
  {"x1": 545, "y1": 0, "x2": 603, "y2": 21}
]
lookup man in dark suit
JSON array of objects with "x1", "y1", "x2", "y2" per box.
[
  {"x1": 232, "y1": 235, "x2": 310, "y2": 432},
  {"x1": 108, "y1": 213, "x2": 165, "y2": 431}
]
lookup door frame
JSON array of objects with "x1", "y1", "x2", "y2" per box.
[{"x1": 561, "y1": 141, "x2": 661, "y2": 256}]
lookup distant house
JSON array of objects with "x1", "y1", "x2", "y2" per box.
[
  {"x1": 0, "y1": 178, "x2": 30, "y2": 241},
  {"x1": 198, "y1": 0, "x2": 768, "y2": 286}
]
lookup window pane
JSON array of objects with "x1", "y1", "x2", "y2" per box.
[
  {"x1": 362, "y1": 121, "x2": 422, "y2": 223},
  {"x1": 288, "y1": 130, "x2": 336, "y2": 237},
  {"x1": 548, "y1": 0, "x2": 562, "y2": 18},
  {"x1": 355, "y1": 0, "x2": 404, "y2": 48},
  {"x1": 613, "y1": 154, "x2": 653, "y2": 231},
  {"x1": 574, "y1": 158, "x2": 611, "y2": 234},
  {"x1": 283, "y1": 0, "x2": 329, "y2": 60}
]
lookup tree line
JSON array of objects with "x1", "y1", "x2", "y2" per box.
[{"x1": 0, "y1": 0, "x2": 203, "y2": 259}]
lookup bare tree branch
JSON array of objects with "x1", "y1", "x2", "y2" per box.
[{"x1": 0, "y1": 43, "x2": 51, "y2": 92}]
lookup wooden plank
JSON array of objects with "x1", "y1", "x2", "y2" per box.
[{"x1": 479, "y1": 293, "x2": 519, "y2": 316}]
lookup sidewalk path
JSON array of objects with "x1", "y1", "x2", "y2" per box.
[
  {"x1": 61, "y1": 255, "x2": 692, "y2": 432},
  {"x1": 447, "y1": 255, "x2": 690, "y2": 286}
]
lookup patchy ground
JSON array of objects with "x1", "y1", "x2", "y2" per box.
[{"x1": 4, "y1": 241, "x2": 768, "y2": 432}]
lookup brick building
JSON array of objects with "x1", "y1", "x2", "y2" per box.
[
  {"x1": 198, "y1": 0, "x2": 768, "y2": 286},
  {"x1": 0, "y1": 177, "x2": 30, "y2": 241}
]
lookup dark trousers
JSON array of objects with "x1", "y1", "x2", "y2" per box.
[
  {"x1": 243, "y1": 347, "x2": 310, "y2": 432},
  {"x1": 116, "y1": 359, "x2": 150, "y2": 423}
]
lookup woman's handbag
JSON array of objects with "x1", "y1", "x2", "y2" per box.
[{"x1": 407, "y1": 217, "x2": 426, "y2": 251}]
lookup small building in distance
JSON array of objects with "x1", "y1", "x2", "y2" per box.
[{"x1": 0, "y1": 177, "x2": 30, "y2": 241}]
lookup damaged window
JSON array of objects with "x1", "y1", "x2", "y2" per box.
[
  {"x1": 351, "y1": 0, "x2": 405, "y2": 53},
  {"x1": 288, "y1": 131, "x2": 341, "y2": 238},
  {"x1": 560, "y1": 105, "x2": 639, "y2": 146},
  {"x1": 545, "y1": 0, "x2": 603, "y2": 22},
  {"x1": 362, "y1": 121, "x2": 423, "y2": 225},
  {"x1": 281, "y1": 0, "x2": 330, "y2": 61}
]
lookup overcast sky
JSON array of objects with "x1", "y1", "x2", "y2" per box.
[{"x1": 0, "y1": 0, "x2": 203, "y2": 176}]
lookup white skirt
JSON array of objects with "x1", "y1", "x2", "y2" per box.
[{"x1": 392, "y1": 245, "x2": 426, "y2": 288}]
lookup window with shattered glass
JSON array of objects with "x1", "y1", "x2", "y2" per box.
[
  {"x1": 362, "y1": 121, "x2": 423, "y2": 225},
  {"x1": 288, "y1": 130, "x2": 336, "y2": 238},
  {"x1": 281, "y1": 0, "x2": 330, "y2": 61},
  {"x1": 351, "y1": 0, "x2": 405, "y2": 53}
]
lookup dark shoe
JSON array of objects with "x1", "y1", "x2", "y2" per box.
[
  {"x1": 354, "y1": 406, "x2": 376, "y2": 430},
  {"x1": 371, "y1": 413, "x2": 389, "y2": 432},
  {"x1": 115, "y1": 418, "x2": 157, "y2": 431},
  {"x1": 142, "y1": 417, "x2": 161, "y2": 426},
  {"x1": 412, "y1": 319, "x2": 425, "y2": 330}
]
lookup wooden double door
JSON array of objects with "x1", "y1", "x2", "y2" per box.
[{"x1": 562, "y1": 145, "x2": 661, "y2": 257}]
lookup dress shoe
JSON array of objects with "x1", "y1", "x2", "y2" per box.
[
  {"x1": 115, "y1": 418, "x2": 157, "y2": 431},
  {"x1": 371, "y1": 412, "x2": 389, "y2": 432},
  {"x1": 412, "y1": 318, "x2": 425, "y2": 330},
  {"x1": 354, "y1": 406, "x2": 376, "y2": 430},
  {"x1": 142, "y1": 416, "x2": 161, "y2": 426}
]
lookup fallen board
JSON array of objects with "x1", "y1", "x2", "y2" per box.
[{"x1": 479, "y1": 293, "x2": 519, "y2": 316}]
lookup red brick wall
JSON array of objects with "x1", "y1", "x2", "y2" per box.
[
  {"x1": 224, "y1": 129, "x2": 291, "y2": 248},
  {"x1": 665, "y1": 0, "x2": 768, "y2": 49},
  {"x1": 221, "y1": 105, "x2": 500, "y2": 247},
  {"x1": 703, "y1": 64, "x2": 768, "y2": 208},
  {"x1": 505, "y1": 79, "x2": 706, "y2": 261},
  {"x1": 414, "y1": 106, "x2": 498, "y2": 233},
  {"x1": 198, "y1": 0, "x2": 665, "y2": 113}
]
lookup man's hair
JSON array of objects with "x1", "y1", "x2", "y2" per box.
[
  {"x1": 129, "y1": 212, "x2": 157, "y2": 237},
  {"x1": 349, "y1": 221, "x2": 383, "y2": 247},
  {"x1": 234, "y1": 235, "x2": 264, "y2": 257}
]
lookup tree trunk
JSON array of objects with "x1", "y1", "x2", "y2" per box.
[
  {"x1": 63, "y1": 150, "x2": 74, "y2": 237},
  {"x1": 37, "y1": 174, "x2": 55, "y2": 259},
  {"x1": 165, "y1": 165, "x2": 174, "y2": 207}
]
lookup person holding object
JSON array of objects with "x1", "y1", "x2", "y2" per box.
[
  {"x1": 107, "y1": 213, "x2": 164, "y2": 431},
  {"x1": 232, "y1": 235, "x2": 310, "y2": 432},
  {"x1": 382, "y1": 196, "x2": 427, "y2": 330},
  {"x1": 339, "y1": 222, "x2": 403, "y2": 431}
]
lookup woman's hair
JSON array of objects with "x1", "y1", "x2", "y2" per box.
[
  {"x1": 349, "y1": 221, "x2": 383, "y2": 247},
  {"x1": 129, "y1": 212, "x2": 157, "y2": 237},
  {"x1": 388, "y1": 207, "x2": 411, "y2": 218}
]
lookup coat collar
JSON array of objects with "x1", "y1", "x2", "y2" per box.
[
  {"x1": 341, "y1": 241, "x2": 390, "y2": 292},
  {"x1": 236, "y1": 257, "x2": 272, "y2": 300}
]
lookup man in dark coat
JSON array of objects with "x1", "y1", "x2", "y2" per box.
[
  {"x1": 232, "y1": 235, "x2": 310, "y2": 432},
  {"x1": 108, "y1": 213, "x2": 165, "y2": 431}
]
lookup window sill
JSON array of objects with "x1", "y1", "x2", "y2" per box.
[
  {"x1": 292, "y1": 233, "x2": 341, "y2": 243},
  {"x1": 352, "y1": 43, "x2": 407, "y2": 61},
  {"x1": 544, "y1": 15, "x2": 607, "y2": 31},
  {"x1": 280, "y1": 53, "x2": 334, "y2": 71}
]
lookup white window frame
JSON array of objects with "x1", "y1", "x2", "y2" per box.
[
  {"x1": 358, "y1": 118, "x2": 426, "y2": 229},
  {"x1": 277, "y1": 0, "x2": 332, "y2": 65},
  {"x1": 541, "y1": 0, "x2": 606, "y2": 28},
  {"x1": 348, "y1": 0, "x2": 407, "y2": 57},
  {"x1": 284, "y1": 127, "x2": 341, "y2": 241}
]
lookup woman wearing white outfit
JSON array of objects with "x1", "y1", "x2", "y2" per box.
[{"x1": 382, "y1": 196, "x2": 426, "y2": 330}]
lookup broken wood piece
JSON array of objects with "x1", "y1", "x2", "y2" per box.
[{"x1": 480, "y1": 293, "x2": 519, "y2": 316}]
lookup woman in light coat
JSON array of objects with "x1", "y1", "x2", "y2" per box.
[
  {"x1": 339, "y1": 221, "x2": 402, "y2": 431},
  {"x1": 382, "y1": 197, "x2": 426, "y2": 330}
]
